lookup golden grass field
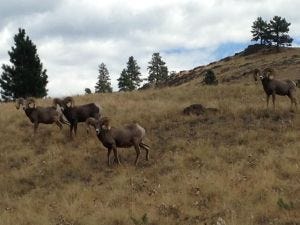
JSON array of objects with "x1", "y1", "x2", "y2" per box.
[{"x1": 0, "y1": 79, "x2": 299, "y2": 225}]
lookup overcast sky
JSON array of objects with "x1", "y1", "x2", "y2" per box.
[{"x1": 1, "y1": 0, "x2": 300, "y2": 97}]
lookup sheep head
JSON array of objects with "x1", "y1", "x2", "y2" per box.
[
  {"x1": 99, "y1": 117, "x2": 111, "y2": 131},
  {"x1": 262, "y1": 68, "x2": 275, "y2": 80},
  {"x1": 86, "y1": 117, "x2": 99, "y2": 133},
  {"x1": 63, "y1": 96, "x2": 75, "y2": 108},
  {"x1": 253, "y1": 69, "x2": 261, "y2": 82},
  {"x1": 25, "y1": 97, "x2": 36, "y2": 109}
]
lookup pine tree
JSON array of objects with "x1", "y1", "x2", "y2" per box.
[
  {"x1": 118, "y1": 69, "x2": 132, "y2": 91},
  {"x1": 118, "y1": 56, "x2": 142, "y2": 91},
  {"x1": 203, "y1": 70, "x2": 218, "y2": 85},
  {"x1": 0, "y1": 28, "x2": 48, "y2": 100},
  {"x1": 269, "y1": 16, "x2": 293, "y2": 48},
  {"x1": 127, "y1": 56, "x2": 142, "y2": 89},
  {"x1": 85, "y1": 88, "x2": 92, "y2": 94},
  {"x1": 147, "y1": 52, "x2": 168, "y2": 84},
  {"x1": 95, "y1": 63, "x2": 112, "y2": 93},
  {"x1": 251, "y1": 17, "x2": 270, "y2": 45}
]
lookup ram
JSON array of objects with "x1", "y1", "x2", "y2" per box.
[
  {"x1": 54, "y1": 97, "x2": 101, "y2": 137},
  {"x1": 254, "y1": 68, "x2": 297, "y2": 111},
  {"x1": 86, "y1": 117, "x2": 150, "y2": 166},
  {"x1": 16, "y1": 97, "x2": 69, "y2": 133}
]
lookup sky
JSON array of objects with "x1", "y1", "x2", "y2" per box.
[{"x1": 1, "y1": 0, "x2": 300, "y2": 97}]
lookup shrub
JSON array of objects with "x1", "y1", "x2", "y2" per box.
[{"x1": 203, "y1": 70, "x2": 218, "y2": 85}]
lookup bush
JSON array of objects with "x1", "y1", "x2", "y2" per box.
[
  {"x1": 203, "y1": 70, "x2": 218, "y2": 85},
  {"x1": 85, "y1": 88, "x2": 92, "y2": 94}
]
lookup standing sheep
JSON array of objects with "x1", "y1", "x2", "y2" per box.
[
  {"x1": 54, "y1": 97, "x2": 101, "y2": 137},
  {"x1": 86, "y1": 117, "x2": 150, "y2": 166},
  {"x1": 254, "y1": 68, "x2": 297, "y2": 111},
  {"x1": 15, "y1": 97, "x2": 69, "y2": 133}
]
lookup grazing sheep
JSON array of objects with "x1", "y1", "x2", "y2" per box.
[
  {"x1": 254, "y1": 68, "x2": 297, "y2": 111},
  {"x1": 54, "y1": 97, "x2": 101, "y2": 137},
  {"x1": 86, "y1": 117, "x2": 150, "y2": 166},
  {"x1": 15, "y1": 97, "x2": 69, "y2": 133}
]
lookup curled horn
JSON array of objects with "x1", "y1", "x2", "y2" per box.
[
  {"x1": 53, "y1": 98, "x2": 63, "y2": 107},
  {"x1": 26, "y1": 97, "x2": 36, "y2": 108},
  {"x1": 263, "y1": 68, "x2": 275, "y2": 79},
  {"x1": 100, "y1": 117, "x2": 111, "y2": 130},
  {"x1": 253, "y1": 68, "x2": 261, "y2": 82},
  {"x1": 63, "y1": 96, "x2": 75, "y2": 107},
  {"x1": 86, "y1": 117, "x2": 98, "y2": 128},
  {"x1": 15, "y1": 98, "x2": 25, "y2": 109},
  {"x1": 86, "y1": 117, "x2": 98, "y2": 133}
]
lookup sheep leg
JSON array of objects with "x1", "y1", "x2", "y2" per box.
[
  {"x1": 134, "y1": 144, "x2": 141, "y2": 165},
  {"x1": 107, "y1": 148, "x2": 112, "y2": 166},
  {"x1": 112, "y1": 147, "x2": 121, "y2": 165},
  {"x1": 272, "y1": 93, "x2": 276, "y2": 110},
  {"x1": 55, "y1": 121, "x2": 63, "y2": 130},
  {"x1": 266, "y1": 95, "x2": 270, "y2": 109},
  {"x1": 74, "y1": 122, "x2": 78, "y2": 136},
  {"x1": 290, "y1": 92, "x2": 297, "y2": 111},
  {"x1": 69, "y1": 123, "x2": 74, "y2": 138},
  {"x1": 288, "y1": 95, "x2": 294, "y2": 111},
  {"x1": 140, "y1": 143, "x2": 150, "y2": 161},
  {"x1": 34, "y1": 122, "x2": 39, "y2": 134}
]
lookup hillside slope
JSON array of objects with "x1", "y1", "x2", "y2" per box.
[
  {"x1": 167, "y1": 45, "x2": 300, "y2": 87},
  {"x1": 0, "y1": 81, "x2": 299, "y2": 225}
]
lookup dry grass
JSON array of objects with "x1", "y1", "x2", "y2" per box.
[{"x1": 0, "y1": 83, "x2": 299, "y2": 225}]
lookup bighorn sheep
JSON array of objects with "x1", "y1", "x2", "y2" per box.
[
  {"x1": 86, "y1": 117, "x2": 150, "y2": 166},
  {"x1": 54, "y1": 97, "x2": 101, "y2": 137},
  {"x1": 15, "y1": 97, "x2": 69, "y2": 133},
  {"x1": 254, "y1": 68, "x2": 298, "y2": 111}
]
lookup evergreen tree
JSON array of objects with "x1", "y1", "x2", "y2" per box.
[
  {"x1": 127, "y1": 56, "x2": 142, "y2": 89},
  {"x1": 147, "y1": 52, "x2": 168, "y2": 84},
  {"x1": 169, "y1": 71, "x2": 177, "y2": 80},
  {"x1": 0, "y1": 28, "x2": 48, "y2": 100},
  {"x1": 118, "y1": 56, "x2": 142, "y2": 91},
  {"x1": 95, "y1": 63, "x2": 112, "y2": 93},
  {"x1": 118, "y1": 69, "x2": 132, "y2": 91},
  {"x1": 269, "y1": 16, "x2": 293, "y2": 47},
  {"x1": 251, "y1": 17, "x2": 270, "y2": 45},
  {"x1": 203, "y1": 70, "x2": 218, "y2": 85},
  {"x1": 85, "y1": 88, "x2": 92, "y2": 94}
]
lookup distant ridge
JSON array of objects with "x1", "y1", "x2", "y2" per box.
[{"x1": 141, "y1": 44, "x2": 300, "y2": 89}]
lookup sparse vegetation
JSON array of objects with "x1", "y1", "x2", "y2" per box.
[{"x1": 0, "y1": 80, "x2": 299, "y2": 225}]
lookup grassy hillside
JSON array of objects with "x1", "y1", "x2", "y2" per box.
[
  {"x1": 0, "y1": 81, "x2": 299, "y2": 225},
  {"x1": 168, "y1": 45, "x2": 300, "y2": 87}
]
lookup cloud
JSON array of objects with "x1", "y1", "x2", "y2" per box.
[{"x1": 0, "y1": 0, "x2": 300, "y2": 96}]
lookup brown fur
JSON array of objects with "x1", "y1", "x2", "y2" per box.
[
  {"x1": 86, "y1": 117, "x2": 150, "y2": 166},
  {"x1": 55, "y1": 97, "x2": 101, "y2": 138},
  {"x1": 255, "y1": 68, "x2": 298, "y2": 111},
  {"x1": 16, "y1": 97, "x2": 69, "y2": 133}
]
